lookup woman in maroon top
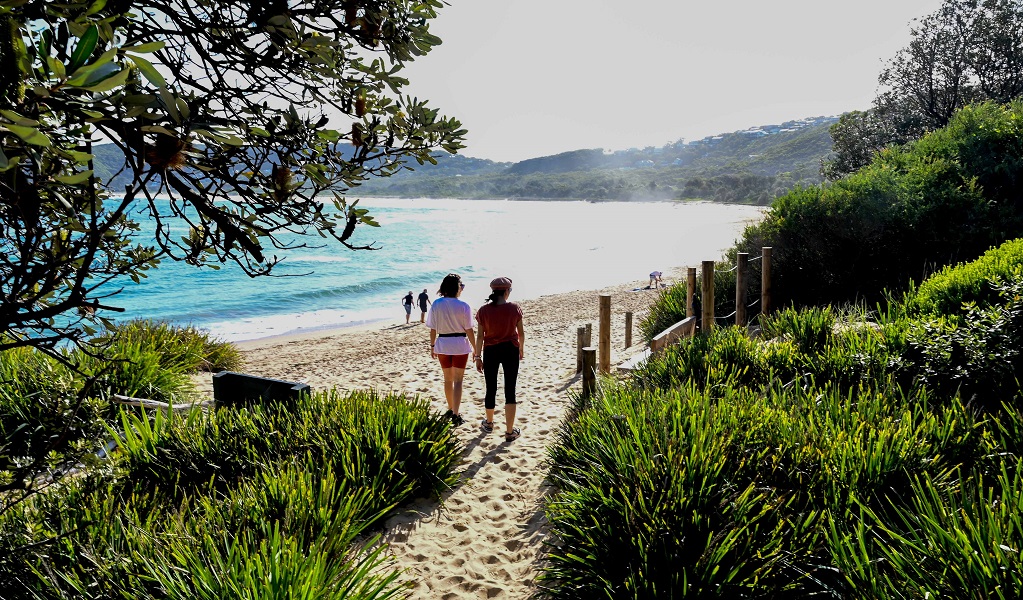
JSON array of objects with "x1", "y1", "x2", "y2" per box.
[{"x1": 474, "y1": 277, "x2": 525, "y2": 442}]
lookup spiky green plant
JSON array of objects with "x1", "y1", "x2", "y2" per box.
[
  {"x1": 828, "y1": 462, "x2": 1023, "y2": 599},
  {"x1": 7, "y1": 388, "x2": 460, "y2": 599},
  {"x1": 91, "y1": 319, "x2": 242, "y2": 373}
]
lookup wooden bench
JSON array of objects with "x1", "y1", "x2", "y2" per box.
[
  {"x1": 617, "y1": 316, "x2": 697, "y2": 373},
  {"x1": 212, "y1": 371, "x2": 311, "y2": 407}
]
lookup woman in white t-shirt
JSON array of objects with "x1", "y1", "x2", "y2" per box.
[{"x1": 425, "y1": 273, "x2": 478, "y2": 426}]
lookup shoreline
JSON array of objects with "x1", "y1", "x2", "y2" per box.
[
  {"x1": 193, "y1": 273, "x2": 667, "y2": 400},
  {"x1": 227, "y1": 270, "x2": 681, "y2": 352}
]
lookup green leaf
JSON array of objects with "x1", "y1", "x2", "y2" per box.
[
  {"x1": 0, "y1": 110, "x2": 38, "y2": 126},
  {"x1": 127, "y1": 54, "x2": 165, "y2": 87},
  {"x1": 65, "y1": 48, "x2": 118, "y2": 85},
  {"x1": 121, "y1": 93, "x2": 156, "y2": 106},
  {"x1": 36, "y1": 28, "x2": 52, "y2": 69},
  {"x1": 122, "y1": 41, "x2": 165, "y2": 54},
  {"x1": 0, "y1": 147, "x2": 7, "y2": 170},
  {"x1": 85, "y1": 0, "x2": 107, "y2": 16},
  {"x1": 69, "y1": 25, "x2": 98, "y2": 72},
  {"x1": 46, "y1": 56, "x2": 66, "y2": 79},
  {"x1": 54, "y1": 170, "x2": 93, "y2": 185},
  {"x1": 141, "y1": 125, "x2": 178, "y2": 137},
  {"x1": 159, "y1": 87, "x2": 180, "y2": 123},
  {"x1": 79, "y1": 66, "x2": 129, "y2": 93},
  {"x1": 56, "y1": 149, "x2": 93, "y2": 163},
  {"x1": 2, "y1": 124, "x2": 51, "y2": 147},
  {"x1": 317, "y1": 129, "x2": 341, "y2": 142}
]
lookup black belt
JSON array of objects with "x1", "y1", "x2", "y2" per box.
[{"x1": 438, "y1": 332, "x2": 466, "y2": 337}]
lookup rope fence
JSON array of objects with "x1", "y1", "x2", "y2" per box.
[
  {"x1": 580, "y1": 247, "x2": 774, "y2": 376},
  {"x1": 690, "y1": 247, "x2": 773, "y2": 331}
]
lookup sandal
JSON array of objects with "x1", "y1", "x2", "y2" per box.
[
  {"x1": 480, "y1": 419, "x2": 494, "y2": 433},
  {"x1": 451, "y1": 413, "x2": 465, "y2": 427},
  {"x1": 504, "y1": 428, "x2": 521, "y2": 442}
]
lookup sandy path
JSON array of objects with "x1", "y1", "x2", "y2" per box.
[{"x1": 198, "y1": 279, "x2": 662, "y2": 599}]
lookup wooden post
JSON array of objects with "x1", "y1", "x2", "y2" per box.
[
  {"x1": 598, "y1": 294, "x2": 611, "y2": 373},
  {"x1": 584, "y1": 323, "x2": 592, "y2": 347},
  {"x1": 576, "y1": 326, "x2": 586, "y2": 373},
  {"x1": 701, "y1": 260, "x2": 714, "y2": 332},
  {"x1": 736, "y1": 252, "x2": 748, "y2": 326},
  {"x1": 624, "y1": 311, "x2": 633, "y2": 348},
  {"x1": 761, "y1": 246, "x2": 772, "y2": 317},
  {"x1": 687, "y1": 267, "x2": 696, "y2": 318},
  {"x1": 582, "y1": 347, "x2": 596, "y2": 398}
]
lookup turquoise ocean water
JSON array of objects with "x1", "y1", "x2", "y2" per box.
[{"x1": 109, "y1": 198, "x2": 764, "y2": 342}]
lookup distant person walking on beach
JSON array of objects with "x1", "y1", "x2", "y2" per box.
[
  {"x1": 402, "y1": 291, "x2": 414, "y2": 323},
  {"x1": 649, "y1": 271, "x2": 664, "y2": 289},
  {"x1": 474, "y1": 277, "x2": 524, "y2": 442},
  {"x1": 418, "y1": 289, "x2": 431, "y2": 323},
  {"x1": 426, "y1": 274, "x2": 478, "y2": 426}
]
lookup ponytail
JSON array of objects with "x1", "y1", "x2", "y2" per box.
[{"x1": 485, "y1": 288, "x2": 506, "y2": 304}]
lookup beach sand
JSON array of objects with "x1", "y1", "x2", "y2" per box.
[{"x1": 192, "y1": 274, "x2": 672, "y2": 599}]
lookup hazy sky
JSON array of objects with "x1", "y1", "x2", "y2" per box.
[{"x1": 401, "y1": 0, "x2": 947, "y2": 163}]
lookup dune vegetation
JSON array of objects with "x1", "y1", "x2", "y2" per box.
[
  {"x1": 535, "y1": 104, "x2": 1023, "y2": 598},
  {"x1": 0, "y1": 319, "x2": 461, "y2": 599}
]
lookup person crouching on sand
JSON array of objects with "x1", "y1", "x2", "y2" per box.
[
  {"x1": 426, "y1": 273, "x2": 478, "y2": 426},
  {"x1": 474, "y1": 276, "x2": 524, "y2": 442}
]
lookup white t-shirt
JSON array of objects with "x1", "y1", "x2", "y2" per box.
[{"x1": 426, "y1": 297, "x2": 476, "y2": 355}]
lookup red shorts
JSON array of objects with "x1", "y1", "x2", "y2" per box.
[{"x1": 437, "y1": 354, "x2": 469, "y2": 369}]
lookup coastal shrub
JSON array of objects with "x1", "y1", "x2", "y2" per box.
[
  {"x1": 904, "y1": 237, "x2": 1023, "y2": 318},
  {"x1": 828, "y1": 464, "x2": 1023, "y2": 599},
  {"x1": 116, "y1": 389, "x2": 460, "y2": 504},
  {"x1": 16, "y1": 458, "x2": 409, "y2": 600},
  {"x1": 7, "y1": 389, "x2": 457, "y2": 598},
  {"x1": 633, "y1": 325, "x2": 797, "y2": 392},
  {"x1": 1, "y1": 319, "x2": 232, "y2": 480},
  {"x1": 91, "y1": 319, "x2": 242, "y2": 373},
  {"x1": 77, "y1": 339, "x2": 195, "y2": 408},
  {"x1": 759, "y1": 305, "x2": 835, "y2": 355},
  {"x1": 0, "y1": 348, "x2": 106, "y2": 474},
  {"x1": 737, "y1": 101, "x2": 1023, "y2": 309},
  {"x1": 542, "y1": 378, "x2": 983, "y2": 598},
  {"x1": 544, "y1": 384, "x2": 819, "y2": 597},
  {"x1": 901, "y1": 279, "x2": 1023, "y2": 412}
]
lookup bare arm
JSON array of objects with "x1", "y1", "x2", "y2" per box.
[
  {"x1": 474, "y1": 327, "x2": 485, "y2": 372},
  {"x1": 517, "y1": 318, "x2": 525, "y2": 359}
]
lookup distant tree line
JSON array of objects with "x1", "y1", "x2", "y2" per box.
[{"x1": 357, "y1": 118, "x2": 836, "y2": 203}]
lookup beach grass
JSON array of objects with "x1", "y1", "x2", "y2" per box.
[
  {"x1": 1, "y1": 389, "x2": 459, "y2": 599},
  {"x1": 539, "y1": 246, "x2": 1023, "y2": 598}
]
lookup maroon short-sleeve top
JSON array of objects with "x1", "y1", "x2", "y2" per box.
[{"x1": 476, "y1": 302, "x2": 523, "y2": 347}]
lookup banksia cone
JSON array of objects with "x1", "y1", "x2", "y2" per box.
[
  {"x1": 272, "y1": 164, "x2": 293, "y2": 202},
  {"x1": 355, "y1": 93, "x2": 366, "y2": 117},
  {"x1": 145, "y1": 133, "x2": 188, "y2": 170},
  {"x1": 351, "y1": 122, "x2": 363, "y2": 147}
]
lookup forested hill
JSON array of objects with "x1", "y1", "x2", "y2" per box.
[
  {"x1": 92, "y1": 116, "x2": 836, "y2": 205},
  {"x1": 357, "y1": 116, "x2": 837, "y2": 204}
]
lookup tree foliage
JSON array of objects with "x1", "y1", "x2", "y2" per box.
[
  {"x1": 825, "y1": 0, "x2": 1023, "y2": 178},
  {"x1": 0, "y1": 0, "x2": 465, "y2": 357},
  {"x1": 740, "y1": 101, "x2": 1023, "y2": 309}
]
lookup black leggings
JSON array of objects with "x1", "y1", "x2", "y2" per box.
[{"x1": 483, "y1": 341, "x2": 519, "y2": 409}]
